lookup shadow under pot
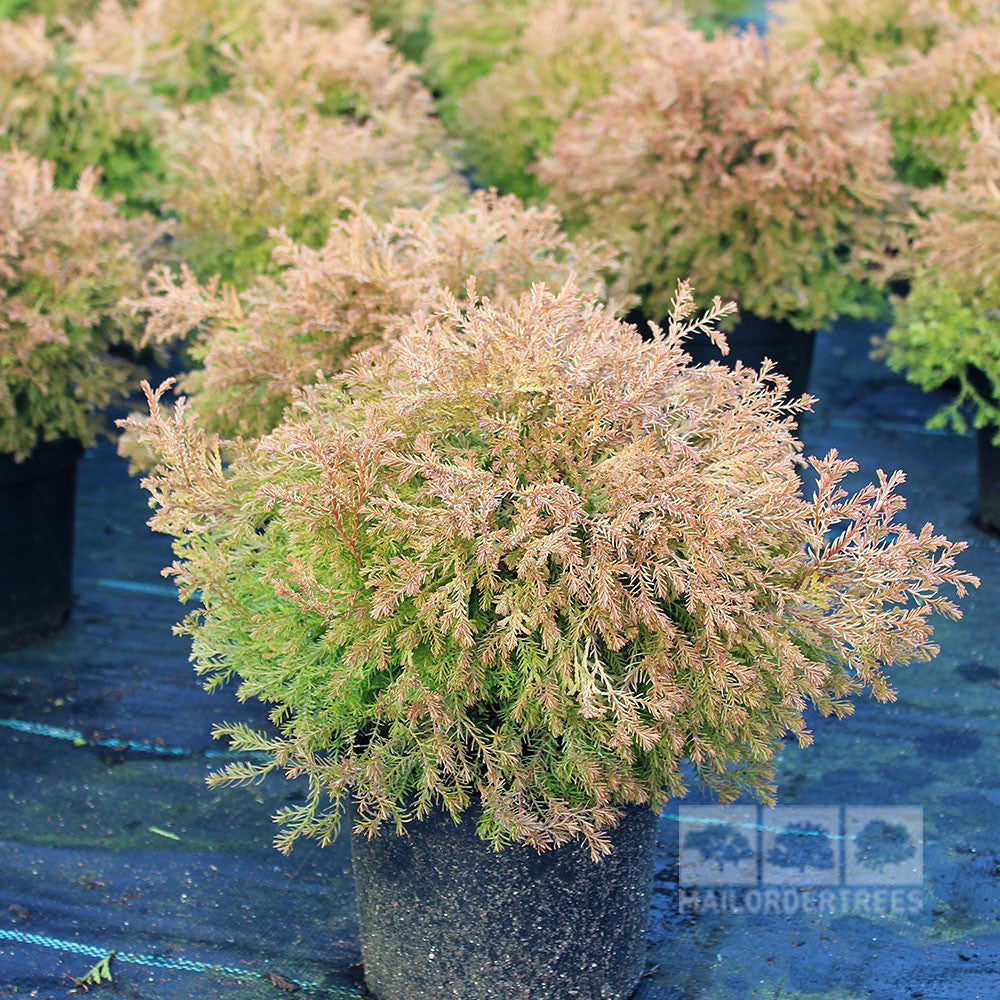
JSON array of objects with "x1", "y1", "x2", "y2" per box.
[
  {"x1": 967, "y1": 367, "x2": 1000, "y2": 534},
  {"x1": 629, "y1": 309, "x2": 816, "y2": 403},
  {"x1": 349, "y1": 799, "x2": 659, "y2": 1000},
  {"x1": 0, "y1": 438, "x2": 82, "y2": 651}
]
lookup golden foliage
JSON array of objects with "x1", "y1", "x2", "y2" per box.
[
  {"x1": 768, "y1": 0, "x2": 992, "y2": 66},
  {"x1": 130, "y1": 192, "x2": 627, "y2": 440},
  {"x1": 125, "y1": 281, "x2": 976, "y2": 855},
  {"x1": 0, "y1": 13, "x2": 165, "y2": 210},
  {"x1": 159, "y1": 96, "x2": 460, "y2": 285},
  {"x1": 0, "y1": 150, "x2": 165, "y2": 458},
  {"x1": 877, "y1": 24, "x2": 1000, "y2": 186},
  {"x1": 538, "y1": 25, "x2": 905, "y2": 328},
  {"x1": 886, "y1": 107, "x2": 1000, "y2": 433}
]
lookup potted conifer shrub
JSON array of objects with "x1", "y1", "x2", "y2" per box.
[
  {"x1": 0, "y1": 150, "x2": 162, "y2": 649},
  {"x1": 434, "y1": 0, "x2": 667, "y2": 203},
  {"x1": 125, "y1": 280, "x2": 974, "y2": 1000},
  {"x1": 884, "y1": 108, "x2": 1000, "y2": 531},
  {"x1": 537, "y1": 24, "x2": 907, "y2": 400},
  {"x1": 123, "y1": 190, "x2": 624, "y2": 443}
]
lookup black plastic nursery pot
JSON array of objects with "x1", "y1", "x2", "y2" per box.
[
  {"x1": 968, "y1": 367, "x2": 1000, "y2": 533},
  {"x1": 350, "y1": 801, "x2": 660, "y2": 1000},
  {"x1": 977, "y1": 428, "x2": 1000, "y2": 533},
  {"x1": 630, "y1": 308, "x2": 816, "y2": 402},
  {"x1": 0, "y1": 438, "x2": 82, "y2": 651}
]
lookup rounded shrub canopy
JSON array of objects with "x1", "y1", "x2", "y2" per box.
[
  {"x1": 537, "y1": 24, "x2": 906, "y2": 329},
  {"x1": 128, "y1": 282, "x2": 975, "y2": 856},
  {"x1": 129, "y1": 191, "x2": 625, "y2": 441}
]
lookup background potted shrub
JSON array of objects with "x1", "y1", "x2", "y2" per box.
[
  {"x1": 0, "y1": 151, "x2": 162, "y2": 648},
  {"x1": 537, "y1": 24, "x2": 907, "y2": 400},
  {"x1": 125, "y1": 281, "x2": 975, "y2": 1000},
  {"x1": 875, "y1": 24, "x2": 1000, "y2": 188},
  {"x1": 155, "y1": 11, "x2": 462, "y2": 286},
  {"x1": 884, "y1": 108, "x2": 1000, "y2": 530},
  {"x1": 0, "y1": 13, "x2": 166, "y2": 213},
  {"x1": 441, "y1": 0, "x2": 668, "y2": 203},
  {"x1": 125, "y1": 191, "x2": 624, "y2": 443},
  {"x1": 417, "y1": 0, "x2": 762, "y2": 202},
  {"x1": 767, "y1": 0, "x2": 989, "y2": 69}
]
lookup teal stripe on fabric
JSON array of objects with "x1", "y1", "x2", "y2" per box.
[
  {"x1": 0, "y1": 928, "x2": 361, "y2": 995},
  {"x1": 94, "y1": 577, "x2": 179, "y2": 597},
  {"x1": 0, "y1": 717, "x2": 249, "y2": 760}
]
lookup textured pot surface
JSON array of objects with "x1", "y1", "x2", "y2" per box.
[
  {"x1": 350, "y1": 801, "x2": 659, "y2": 1000},
  {"x1": 976, "y1": 426, "x2": 1000, "y2": 533},
  {"x1": 0, "y1": 438, "x2": 82, "y2": 650},
  {"x1": 630, "y1": 308, "x2": 815, "y2": 402}
]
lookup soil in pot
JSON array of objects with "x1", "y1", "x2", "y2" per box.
[
  {"x1": 0, "y1": 438, "x2": 82, "y2": 651},
  {"x1": 967, "y1": 367, "x2": 1000, "y2": 533},
  {"x1": 628, "y1": 308, "x2": 815, "y2": 403},
  {"x1": 349, "y1": 800, "x2": 660, "y2": 1000}
]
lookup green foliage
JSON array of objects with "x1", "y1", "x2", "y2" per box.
[
  {"x1": 449, "y1": 0, "x2": 664, "y2": 203},
  {"x1": 364, "y1": 0, "x2": 435, "y2": 61},
  {"x1": 127, "y1": 282, "x2": 975, "y2": 856},
  {"x1": 0, "y1": 151, "x2": 164, "y2": 460},
  {"x1": 158, "y1": 98, "x2": 460, "y2": 286},
  {"x1": 0, "y1": 15, "x2": 167, "y2": 214},
  {"x1": 149, "y1": 3, "x2": 461, "y2": 285},
  {"x1": 886, "y1": 108, "x2": 1000, "y2": 438},
  {"x1": 70, "y1": 952, "x2": 115, "y2": 993},
  {"x1": 768, "y1": 0, "x2": 991, "y2": 67},
  {"x1": 878, "y1": 25, "x2": 1000, "y2": 188},
  {"x1": 539, "y1": 25, "x2": 906, "y2": 328},
  {"x1": 0, "y1": 0, "x2": 95, "y2": 20}
]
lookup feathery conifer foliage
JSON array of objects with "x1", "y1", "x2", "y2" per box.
[
  {"x1": 538, "y1": 25, "x2": 906, "y2": 329},
  {"x1": 159, "y1": 97, "x2": 459, "y2": 285},
  {"x1": 129, "y1": 193, "x2": 625, "y2": 440},
  {"x1": 445, "y1": 0, "x2": 672, "y2": 202},
  {"x1": 0, "y1": 150, "x2": 164, "y2": 459},
  {"x1": 768, "y1": 0, "x2": 992, "y2": 67},
  {"x1": 153, "y1": 1, "x2": 460, "y2": 284},
  {"x1": 0, "y1": 14, "x2": 165, "y2": 212},
  {"x1": 72, "y1": 0, "x2": 367, "y2": 105},
  {"x1": 877, "y1": 24, "x2": 1000, "y2": 187},
  {"x1": 886, "y1": 108, "x2": 1000, "y2": 437},
  {"x1": 126, "y1": 282, "x2": 976, "y2": 857},
  {"x1": 418, "y1": 0, "x2": 753, "y2": 107}
]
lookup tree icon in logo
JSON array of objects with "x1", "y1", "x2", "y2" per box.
[
  {"x1": 853, "y1": 819, "x2": 916, "y2": 873},
  {"x1": 684, "y1": 824, "x2": 755, "y2": 872},
  {"x1": 766, "y1": 821, "x2": 836, "y2": 873}
]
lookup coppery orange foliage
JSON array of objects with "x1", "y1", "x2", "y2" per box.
[
  {"x1": 537, "y1": 26, "x2": 905, "y2": 329},
  {"x1": 129, "y1": 192, "x2": 626, "y2": 440},
  {"x1": 448, "y1": 0, "x2": 676, "y2": 201},
  {"x1": 0, "y1": 150, "x2": 164, "y2": 459},
  {"x1": 151, "y1": 0, "x2": 460, "y2": 284},
  {"x1": 124, "y1": 282, "x2": 976, "y2": 856}
]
